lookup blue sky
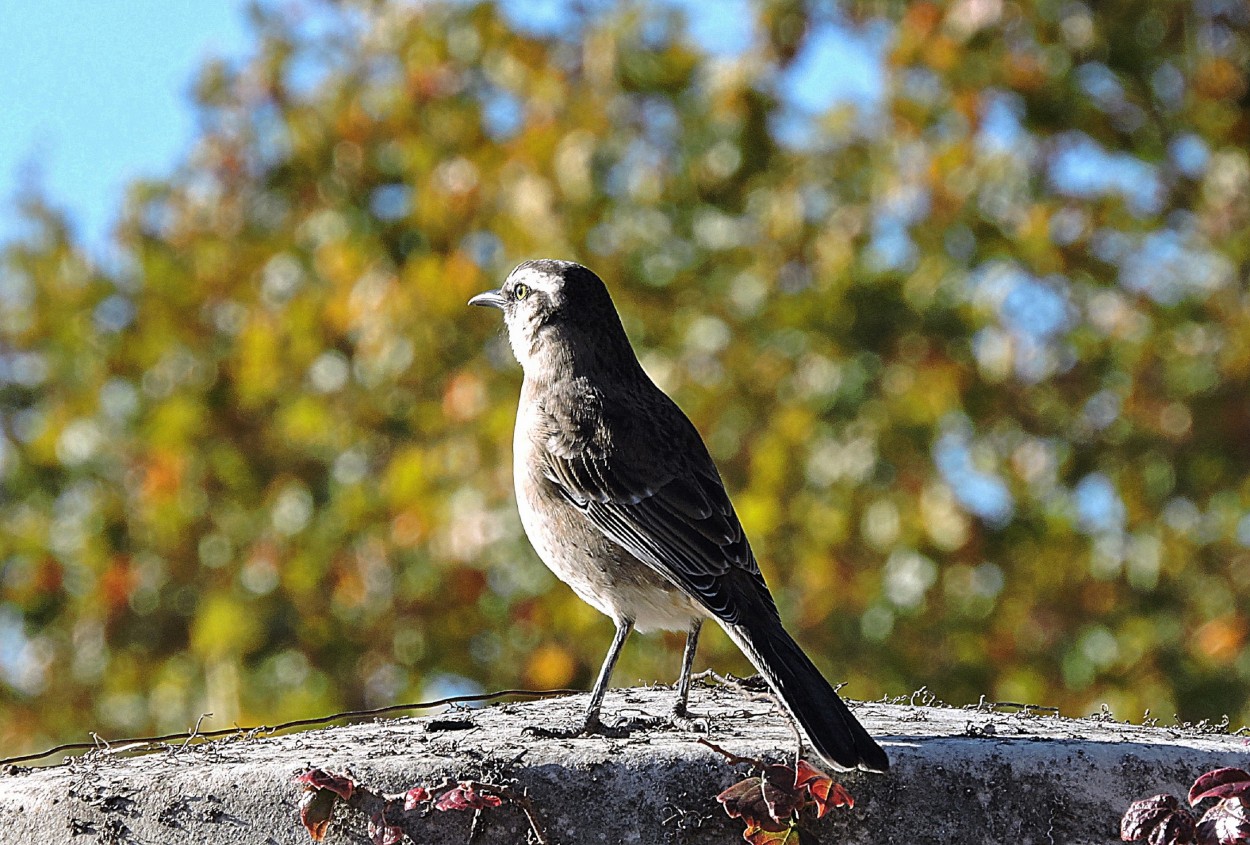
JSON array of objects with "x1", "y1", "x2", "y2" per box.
[
  {"x1": 0, "y1": 2, "x2": 1146, "y2": 537},
  {"x1": 0, "y1": 1, "x2": 885, "y2": 255},
  {"x1": 0, "y1": 2, "x2": 251, "y2": 250}
]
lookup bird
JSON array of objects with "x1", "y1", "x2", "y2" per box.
[{"x1": 469, "y1": 258, "x2": 889, "y2": 773}]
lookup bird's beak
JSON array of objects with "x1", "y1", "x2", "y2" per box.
[{"x1": 468, "y1": 289, "x2": 507, "y2": 309}]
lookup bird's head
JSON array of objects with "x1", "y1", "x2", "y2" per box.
[{"x1": 469, "y1": 259, "x2": 633, "y2": 378}]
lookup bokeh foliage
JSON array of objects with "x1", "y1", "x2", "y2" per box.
[{"x1": 2, "y1": 0, "x2": 1249, "y2": 757}]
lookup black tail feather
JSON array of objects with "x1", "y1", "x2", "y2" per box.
[{"x1": 726, "y1": 615, "x2": 889, "y2": 773}]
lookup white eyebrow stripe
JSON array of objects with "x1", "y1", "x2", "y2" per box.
[{"x1": 506, "y1": 265, "x2": 558, "y2": 295}]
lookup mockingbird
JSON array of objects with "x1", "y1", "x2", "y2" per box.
[{"x1": 470, "y1": 258, "x2": 889, "y2": 773}]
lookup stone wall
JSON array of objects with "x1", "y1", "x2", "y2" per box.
[{"x1": 1, "y1": 685, "x2": 1246, "y2": 844}]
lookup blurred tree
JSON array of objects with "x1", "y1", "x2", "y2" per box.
[{"x1": 1, "y1": 0, "x2": 1248, "y2": 757}]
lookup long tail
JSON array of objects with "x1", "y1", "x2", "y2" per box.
[{"x1": 724, "y1": 613, "x2": 889, "y2": 773}]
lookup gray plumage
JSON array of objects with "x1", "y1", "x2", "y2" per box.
[{"x1": 470, "y1": 259, "x2": 888, "y2": 773}]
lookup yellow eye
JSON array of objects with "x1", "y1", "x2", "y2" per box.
[{"x1": 513, "y1": 283, "x2": 530, "y2": 300}]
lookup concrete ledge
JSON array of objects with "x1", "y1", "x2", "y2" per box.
[{"x1": 1, "y1": 685, "x2": 1247, "y2": 844}]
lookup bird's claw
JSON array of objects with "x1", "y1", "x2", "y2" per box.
[
  {"x1": 612, "y1": 708, "x2": 709, "y2": 734},
  {"x1": 668, "y1": 711, "x2": 710, "y2": 733},
  {"x1": 666, "y1": 701, "x2": 710, "y2": 733}
]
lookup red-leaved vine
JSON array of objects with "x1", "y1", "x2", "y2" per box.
[
  {"x1": 1122, "y1": 767, "x2": 1250, "y2": 845},
  {"x1": 294, "y1": 767, "x2": 548, "y2": 845},
  {"x1": 700, "y1": 738, "x2": 856, "y2": 844}
]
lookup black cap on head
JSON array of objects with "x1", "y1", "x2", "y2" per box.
[{"x1": 469, "y1": 259, "x2": 636, "y2": 374}]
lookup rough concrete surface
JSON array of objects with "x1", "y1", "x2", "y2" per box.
[{"x1": 1, "y1": 684, "x2": 1247, "y2": 844}]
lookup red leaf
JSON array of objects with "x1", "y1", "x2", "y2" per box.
[
  {"x1": 716, "y1": 775, "x2": 794, "y2": 832},
  {"x1": 1196, "y1": 799, "x2": 1250, "y2": 845},
  {"x1": 812, "y1": 781, "x2": 855, "y2": 817},
  {"x1": 744, "y1": 822, "x2": 800, "y2": 845},
  {"x1": 368, "y1": 812, "x2": 403, "y2": 845},
  {"x1": 294, "y1": 768, "x2": 356, "y2": 800},
  {"x1": 1150, "y1": 809, "x2": 1197, "y2": 845},
  {"x1": 761, "y1": 764, "x2": 806, "y2": 823},
  {"x1": 298, "y1": 788, "x2": 338, "y2": 842},
  {"x1": 1122, "y1": 794, "x2": 1196, "y2": 843},
  {"x1": 435, "y1": 783, "x2": 504, "y2": 812},
  {"x1": 793, "y1": 759, "x2": 854, "y2": 817},
  {"x1": 792, "y1": 759, "x2": 827, "y2": 790},
  {"x1": 717, "y1": 778, "x2": 760, "y2": 818},
  {"x1": 1191, "y1": 770, "x2": 1250, "y2": 806},
  {"x1": 403, "y1": 786, "x2": 430, "y2": 811}
]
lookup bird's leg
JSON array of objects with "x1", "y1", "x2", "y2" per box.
[
  {"x1": 527, "y1": 619, "x2": 633, "y2": 739},
  {"x1": 581, "y1": 618, "x2": 632, "y2": 733},
  {"x1": 615, "y1": 619, "x2": 708, "y2": 733},
  {"x1": 668, "y1": 620, "x2": 708, "y2": 732}
]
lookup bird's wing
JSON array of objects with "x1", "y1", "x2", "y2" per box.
[{"x1": 537, "y1": 389, "x2": 772, "y2": 624}]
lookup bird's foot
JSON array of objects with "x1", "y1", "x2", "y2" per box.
[
  {"x1": 612, "y1": 705, "x2": 709, "y2": 734},
  {"x1": 666, "y1": 707, "x2": 710, "y2": 733}
]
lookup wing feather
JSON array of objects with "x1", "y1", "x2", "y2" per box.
[{"x1": 536, "y1": 399, "x2": 769, "y2": 625}]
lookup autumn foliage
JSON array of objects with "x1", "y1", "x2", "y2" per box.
[{"x1": 2, "y1": 0, "x2": 1250, "y2": 757}]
